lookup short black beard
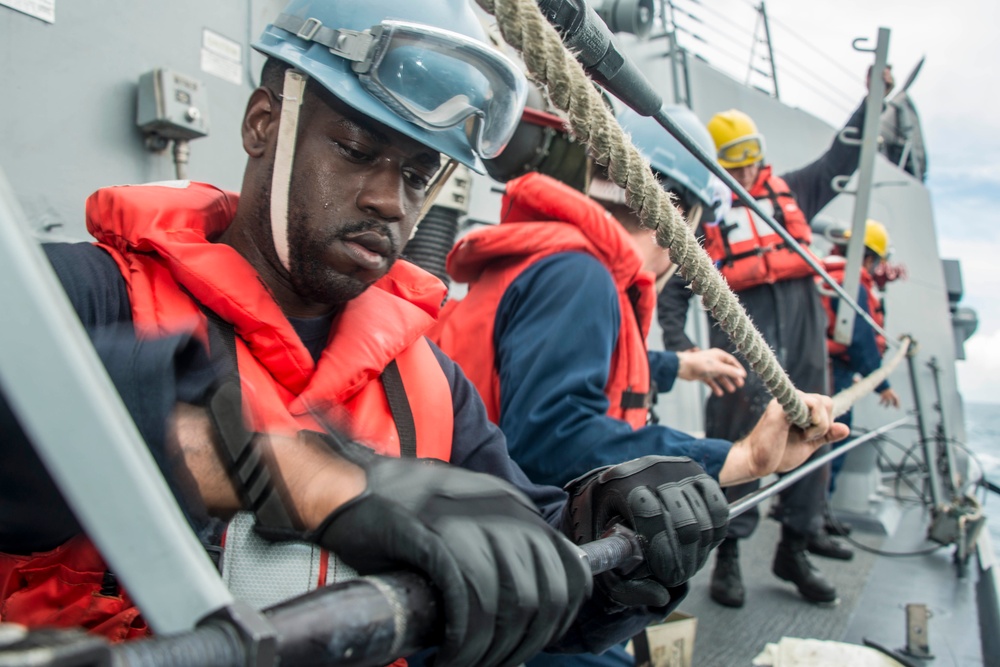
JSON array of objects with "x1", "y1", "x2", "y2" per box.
[{"x1": 286, "y1": 212, "x2": 399, "y2": 305}]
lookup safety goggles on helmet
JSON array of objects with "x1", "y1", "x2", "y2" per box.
[
  {"x1": 715, "y1": 135, "x2": 765, "y2": 168},
  {"x1": 271, "y1": 15, "x2": 527, "y2": 159}
]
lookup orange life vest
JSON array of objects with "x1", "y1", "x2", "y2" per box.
[
  {"x1": 817, "y1": 255, "x2": 886, "y2": 358},
  {"x1": 702, "y1": 166, "x2": 817, "y2": 292},
  {"x1": 1, "y1": 181, "x2": 452, "y2": 645},
  {"x1": 431, "y1": 172, "x2": 655, "y2": 430}
]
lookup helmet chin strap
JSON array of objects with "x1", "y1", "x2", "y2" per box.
[
  {"x1": 270, "y1": 69, "x2": 307, "y2": 273},
  {"x1": 410, "y1": 159, "x2": 458, "y2": 240}
]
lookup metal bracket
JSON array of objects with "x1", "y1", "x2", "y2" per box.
[
  {"x1": 901, "y1": 603, "x2": 933, "y2": 659},
  {"x1": 837, "y1": 126, "x2": 862, "y2": 146},
  {"x1": 831, "y1": 174, "x2": 854, "y2": 194},
  {"x1": 852, "y1": 36, "x2": 877, "y2": 53}
]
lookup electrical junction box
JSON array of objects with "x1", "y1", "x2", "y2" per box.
[{"x1": 136, "y1": 68, "x2": 209, "y2": 141}]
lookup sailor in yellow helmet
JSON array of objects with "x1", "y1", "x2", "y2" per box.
[
  {"x1": 819, "y1": 219, "x2": 901, "y2": 534},
  {"x1": 707, "y1": 109, "x2": 766, "y2": 189},
  {"x1": 854, "y1": 218, "x2": 890, "y2": 259},
  {"x1": 658, "y1": 67, "x2": 895, "y2": 610}
]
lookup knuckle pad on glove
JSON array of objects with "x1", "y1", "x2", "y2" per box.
[
  {"x1": 694, "y1": 477, "x2": 730, "y2": 546},
  {"x1": 569, "y1": 456, "x2": 726, "y2": 606},
  {"x1": 597, "y1": 574, "x2": 671, "y2": 608},
  {"x1": 650, "y1": 531, "x2": 693, "y2": 587},
  {"x1": 655, "y1": 485, "x2": 701, "y2": 546}
]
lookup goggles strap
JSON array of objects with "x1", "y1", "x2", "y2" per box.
[
  {"x1": 270, "y1": 69, "x2": 307, "y2": 273},
  {"x1": 272, "y1": 14, "x2": 374, "y2": 65}
]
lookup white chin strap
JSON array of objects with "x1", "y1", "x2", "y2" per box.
[{"x1": 270, "y1": 69, "x2": 307, "y2": 273}]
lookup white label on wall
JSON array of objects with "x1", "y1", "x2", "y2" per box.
[
  {"x1": 201, "y1": 29, "x2": 243, "y2": 86},
  {"x1": 0, "y1": 0, "x2": 55, "y2": 23}
]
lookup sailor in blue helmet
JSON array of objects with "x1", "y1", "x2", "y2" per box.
[{"x1": 432, "y1": 82, "x2": 849, "y2": 666}]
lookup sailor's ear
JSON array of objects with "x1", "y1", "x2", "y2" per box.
[{"x1": 242, "y1": 87, "x2": 280, "y2": 158}]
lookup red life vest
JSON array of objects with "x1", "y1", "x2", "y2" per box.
[
  {"x1": 0, "y1": 537, "x2": 148, "y2": 641},
  {"x1": 431, "y1": 172, "x2": 655, "y2": 430},
  {"x1": 817, "y1": 255, "x2": 886, "y2": 358},
  {"x1": 702, "y1": 166, "x2": 817, "y2": 292},
  {"x1": 1, "y1": 182, "x2": 452, "y2": 645}
]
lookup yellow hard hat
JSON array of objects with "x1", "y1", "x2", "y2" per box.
[
  {"x1": 707, "y1": 109, "x2": 765, "y2": 169},
  {"x1": 844, "y1": 219, "x2": 890, "y2": 258}
]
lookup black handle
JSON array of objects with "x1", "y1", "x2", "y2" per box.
[{"x1": 109, "y1": 532, "x2": 640, "y2": 667}]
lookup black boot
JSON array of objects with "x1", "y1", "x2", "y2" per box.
[
  {"x1": 710, "y1": 538, "x2": 745, "y2": 607},
  {"x1": 773, "y1": 530, "x2": 838, "y2": 604},
  {"x1": 824, "y1": 515, "x2": 852, "y2": 537},
  {"x1": 808, "y1": 531, "x2": 854, "y2": 561}
]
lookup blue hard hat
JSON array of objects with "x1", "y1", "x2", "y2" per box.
[
  {"x1": 618, "y1": 105, "x2": 718, "y2": 212},
  {"x1": 254, "y1": 0, "x2": 527, "y2": 171}
]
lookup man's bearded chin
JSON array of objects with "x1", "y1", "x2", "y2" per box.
[{"x1": 286, "y1": 215, "x2": 398, "y2": 305}]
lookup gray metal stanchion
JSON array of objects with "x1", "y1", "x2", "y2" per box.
[{"x1": 0, "y1": 169, "x2": 234, "y2": 634}]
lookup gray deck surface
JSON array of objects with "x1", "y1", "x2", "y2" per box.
[{"x1": 672, "y1": 501, "x2": 985, "y2": 666}]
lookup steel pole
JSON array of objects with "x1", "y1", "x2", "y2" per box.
[
  {"x1": 906, "y1": 350, "x2": 945, "y2": 508},
  {"x1": 0, "y1": 169, "x2": 235, "y2": 634},
  {"x1": 759, "y1": 2, "x2": 780, "y2": 99},
  {"x1": 832, "y1": 27, "x2": 890, "y2": 346},
  {"x1": 928, "y1": 357, "x2": 961, "y2": 496}
]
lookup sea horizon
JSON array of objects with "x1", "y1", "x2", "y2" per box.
[{"x1": 964, "y1": 401, "x2": 1000, "y2": 545}]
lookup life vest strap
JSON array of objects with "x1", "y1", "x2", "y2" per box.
[
  {"x1": 381, "y1": 360, "x2": 417, "y2": 459},
  {"x1": 620, "y1": 386, "x2": 655, "y2": 410}
]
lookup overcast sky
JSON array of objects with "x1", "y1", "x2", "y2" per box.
[{"x1": 673, "y1": 0, "x2": 1000, "y2": 404}]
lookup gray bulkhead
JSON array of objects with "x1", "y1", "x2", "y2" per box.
[{"x1": 1, "y1": 1, "x2": 284, "y2": 239}]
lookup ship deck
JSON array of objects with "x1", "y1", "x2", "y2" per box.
[{"x1": 676, "y1": 499, "x2": 986, "y2": 666}]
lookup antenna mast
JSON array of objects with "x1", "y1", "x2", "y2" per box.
[{"x1": 746, "y1": 2, "x2": 780, "y2": 98}]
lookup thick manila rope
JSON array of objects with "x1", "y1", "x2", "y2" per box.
[
  {"x1": 831, "y1": 336, "x2": 911, "y2": 419},
  {"x1": 478, "y1": 0, "x2": 813, "y2": 427}
]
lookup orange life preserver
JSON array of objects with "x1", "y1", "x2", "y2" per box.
[
  {"x1": 1, "y1": 181, "x2": 453, "y2": 644},
  {"x1": 431, "y1": 172, "x2": 655, "y2": 430},
  {"x1": 817, "y1": 255, "x2": 886, "y2": 358},
  {"x1": 702, "y1": 166, "x2": 817, "y2": 292}
]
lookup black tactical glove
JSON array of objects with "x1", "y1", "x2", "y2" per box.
[
  {"x1": 562, "y1": 456, "x2": 729, "y2": 608},
  {"x1": 307, "y1": 435, "x2": 592, "y2": 667}
]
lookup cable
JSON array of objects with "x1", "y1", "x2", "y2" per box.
[
  {"x1": 673, "y1": 7, "x2": 755, "y2": 52},
  {"x1": 769, "y1": 65, "x2": 856, "y2": 114},
  {"x1": 820, "y1": 426, "x2": 963, "y2": 558},
  {"x1": 670, "y1": 11, "x2": 751, "y2": 51},
  {"x1": 674, "y1": 0, "x2": 755, "y2": 39},
  {"x1": 674, "y1": 28, "x2": 754, "y2": 72},
  {"x1": 674, "y1": 0, "x2": 861, "y2": 113},
  {"x1": 679, "y1": 0, "x2": 863, "y2": 114},
  {"x1": 826, "y1": 510, "x2": 944, "y2": 558},
  {"x1": 769, "y1": 47, "x2": 859, "y2": 101},
  {"x1": 767, "y1": 13, "x2": 861, "y2": 82},
  {"x1": 878, "y1": 437, "x2": 932, "y2": 504}
]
